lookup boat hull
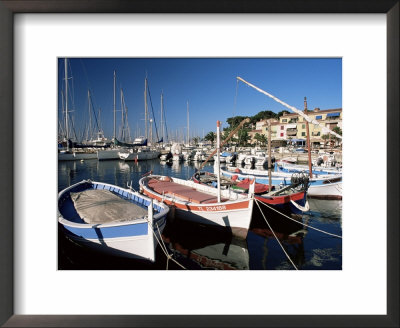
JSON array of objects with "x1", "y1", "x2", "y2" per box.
[
  {"x1": 139, "y1": 176, "x2": 254, "y2": 239},
  {"x1": 120, "y1": 150, "x2": 160, "y2": 161},
  {"x1": 58, "y1": 151, "x2": 97, "y2": 161},
  {"x1": 221, "y1": 167, "x2": 342, "y2": 200},
  {"x1": 97, "y1": 149, "x2": 121, "y2": 160},
  {"x1": 58, "y1": 180, "x2": 169, "y2": 261}
]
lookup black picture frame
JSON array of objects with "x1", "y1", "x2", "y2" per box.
[{"x1": 0, "y1": 1, "x2": 398, "y2": 327}]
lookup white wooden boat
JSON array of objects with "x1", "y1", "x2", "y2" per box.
[
  {"x1": 275, "y1": 160, "x2": 342, "y2": 175},
  {"x1": 58, "y1": 180, "x2": 169, "y2": 262},
  {"x1": 221, "y1": 166, "x2": 342, "y2": 200},
  {"x1": 139, "y1": 175, "x2": 255, "y2": 239}
]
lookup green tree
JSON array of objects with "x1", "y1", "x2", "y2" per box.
[
  {"x1": 204, "y1": 131, "x2": 216, "y2": 146},
  {"x1": 192, "y1": 136, "x2": 200, "y2": 146},
  {"x1": 237, "y1": 129, "x2": 250, "y2": 146},
  {"x1": 259, "y1": 134, "x2": 268, "y2": 146}
]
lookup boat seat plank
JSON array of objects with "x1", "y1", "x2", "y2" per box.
[{"x1": 148, "y1": 178, "x2": 227, "y2": 204}]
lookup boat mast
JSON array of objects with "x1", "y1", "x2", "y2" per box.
[
  {"x1": 187, "y1": 101, "x2": 189, "y2": 146},
  {"x1": 268, "y1": 119, "x2": 272, "y2": 188},
  {"x1": 113, "y1": 70, "x2": 116, "y2": 145},
  {"x1": 160, "y1": 91, "x2": 164, "y2": 146},
  {"x1": 304, "y1": 97, "x2": 313, "y2": 178},
  {"x1": 88, "y1": 90, "x2": 92, "y2": 142},
  {"x1": 216, "y1": 120, "x2": 221, "y2": 203},
  {"x1": 120, "y1": 88, "x2": 124, "y2": 141},
  {"x1": 144, "y1": 77, "x2": 148, "y2": 141},
  {"x1": 64, "y1": 58, "x2": 69, "y2": 151}
]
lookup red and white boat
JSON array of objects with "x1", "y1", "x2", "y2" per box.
[{"x1": 139, "y1": 175, "x2": 255, "y2": 239}]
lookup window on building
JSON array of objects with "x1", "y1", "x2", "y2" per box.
[
  {"x1": 282, "y1": 119, "x2": 287, "y2": 122},
  {"x1": 316, "y1": 115, "x2": 322, "y2": 120},
  {"x1": 302, "y1": 124, "x2": 305, "y2": 129},
  {"x1": 280, "y1": 133, "x2": 284, "y2": 137},
  {"x1": 301, "y1": 132, "x2": 306, "y2": 136},
  {"x1": 280, "y1": 126, "x2": 284, "y2": 130}
]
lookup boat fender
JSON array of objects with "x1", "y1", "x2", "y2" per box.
[
  {"x1": 194, "y1": 172, "x2": 200, "y2": 181},
  {"x1": 232, "y1": 175, "x2": 238, "y2": 181},
  {"x1": 234, "y1": 168, "x2": 241, "y2": 173}
]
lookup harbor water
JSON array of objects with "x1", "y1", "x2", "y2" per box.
[{"x1": 58, "y1": 159, "x2": 342, "y2": 270}]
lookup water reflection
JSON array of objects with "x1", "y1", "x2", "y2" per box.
[{"x1": 162, "y1": 219, "x2": 249, "y2": 270}]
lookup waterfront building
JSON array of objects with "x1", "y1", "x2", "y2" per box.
[{"x1": 249, "y1": 108, "x2": 342, "y2": 147}]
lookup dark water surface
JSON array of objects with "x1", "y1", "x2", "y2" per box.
[{"x1": 58, "y1": 159, "x2": 342, "y2": 270}]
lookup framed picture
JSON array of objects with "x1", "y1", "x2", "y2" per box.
[{"x1": 1, "y1": 0, "x2": 398, "y2": 327}]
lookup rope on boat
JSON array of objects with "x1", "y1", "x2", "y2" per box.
[
  {"x1": 290, "y1": 199, "x2": 310, "y2": 212},
  {"x1": 256, "y1": 199, "x2": 342, "y2": 239},
  {"x1": 255, "y1": 199, "x2": 298, "y2": 270},
  {"x1": 147, "y1": 219, "x2": 186, "y2": 270}
]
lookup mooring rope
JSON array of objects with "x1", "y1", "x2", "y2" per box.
[
  {"x1": 256, "y1": 199, "x2": 342, "y2": 239},
  {"x1": 255, "y1": 199, "x2": 298, "y2": 270},
  {"x1": 149, "y1": 219, "x2": 186, "y2": 270}
]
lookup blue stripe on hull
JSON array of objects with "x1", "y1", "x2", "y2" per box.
[{"x1": 64, "y1": 222, "x2": 148, "y2": 239}]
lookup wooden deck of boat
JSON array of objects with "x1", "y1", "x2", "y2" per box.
[{"x1": 148, "y1": 178, "x2": 227, "y2": 204}]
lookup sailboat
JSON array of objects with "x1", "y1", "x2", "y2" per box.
[{"x1": 58, "y1": 59, "x2": 97, "y2": 161}]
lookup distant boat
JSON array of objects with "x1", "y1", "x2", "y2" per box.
[
  {"x1": 119, "y1": 147, "x2": 160, "y2": 161},
  {"x1": 160, "y1": 152, "x2": 173, "y2": 162},
  {"x1": 58, "y1": 180, "x2": 169, "y2": 262},
  {"x1": 192, "y1": 171, "x2": 309, "y2": 217},
  {"x1": 139, "y1": 175, "x2": 255, "y2": 239},
  {"x1": 172, "y1": 153, "x2": 184, "y2": 162},
  {"x1": 275, "y1": 160, "x2": 342, "y2": 176},
  {"x1": 221, "y1": 166, "x2": 342, "y2": 200}
]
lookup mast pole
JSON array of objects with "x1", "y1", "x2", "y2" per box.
[
  {"x1": 113, "y1": 70, "x2": 116, "y2": 145},
  {"x1": 216, "y1": 120, "x2": 221, "y2": 203},
  {"x1": 304, "y1": 97, "x2": 313, "y2": 178},
  {"x1": 268, "y1": 119, "x2": 272, "y2": 189},
  {"x1": 64, "y1": 58, "x2": 69, "y2": 151},
  {"x1": 187, "y1": 101, "x2": 189, "y2": 146},
  {"x1": 88, "y1": 90, "x2": 91, "y2": 142},
  {"x1": 144, "y1": 78, "x2": 148, "y2": 141},
  {"x1": 161, "y1": 91, "x2": 164, "y2": 146},
  {"x1": 120, "y1": 88, "x2": 124, "y2": 141}
]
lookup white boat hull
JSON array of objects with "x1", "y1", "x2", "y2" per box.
[
  {"x1": 97, "y1": 149, "x2": 121, "y2": 160},
  {"x1": 58, "y1": 180, "x2": 169, "y2": 261},
  {"x1": 58, "y1": 151, "x2": 97, "y2": 161},
  {"x1": 307, "y1": 181, "x2": 342, "y2": 199},
  {"x1": 139, "y1": 175, "x2": 254, "y2": 239},
  {"x1": 120, "y1": 150, "x2": 160, "y2": 161}
]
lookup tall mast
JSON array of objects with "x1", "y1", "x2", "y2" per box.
[
  {"x1": 113, "y1": 70, "x2": 116, "y2": 144},
  {"x1": 304, "y1": 97, "x2": 313, "y2": 178},
  {"x1": 88, "y1": 90, "x2": 91, "y2": 141},
  {"x1": 268, "y1": 119, "x2": 272, "y2": 188},
  {"x1": 64, "y1": 58, "x2": 69, "y2": 151},
  {"x1": 120, "y1": 88, "x2": 124, "y2": 141},
  {"x1": 216, "y1": 120, "x2": 221, "y2": 203},
  {"x1": 144, "y1": 77, "x2": 148, "y2": 140},
  {"x1": 187, "y1": 101, "x2": 189, "y2": 145},
  {"x1": 161, "y1": 91, "x2": 164, "y2": 146}
]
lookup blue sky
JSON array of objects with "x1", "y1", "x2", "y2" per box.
[{"x1": 58, "y1": 58, "x2": 341, "y2": 141}]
